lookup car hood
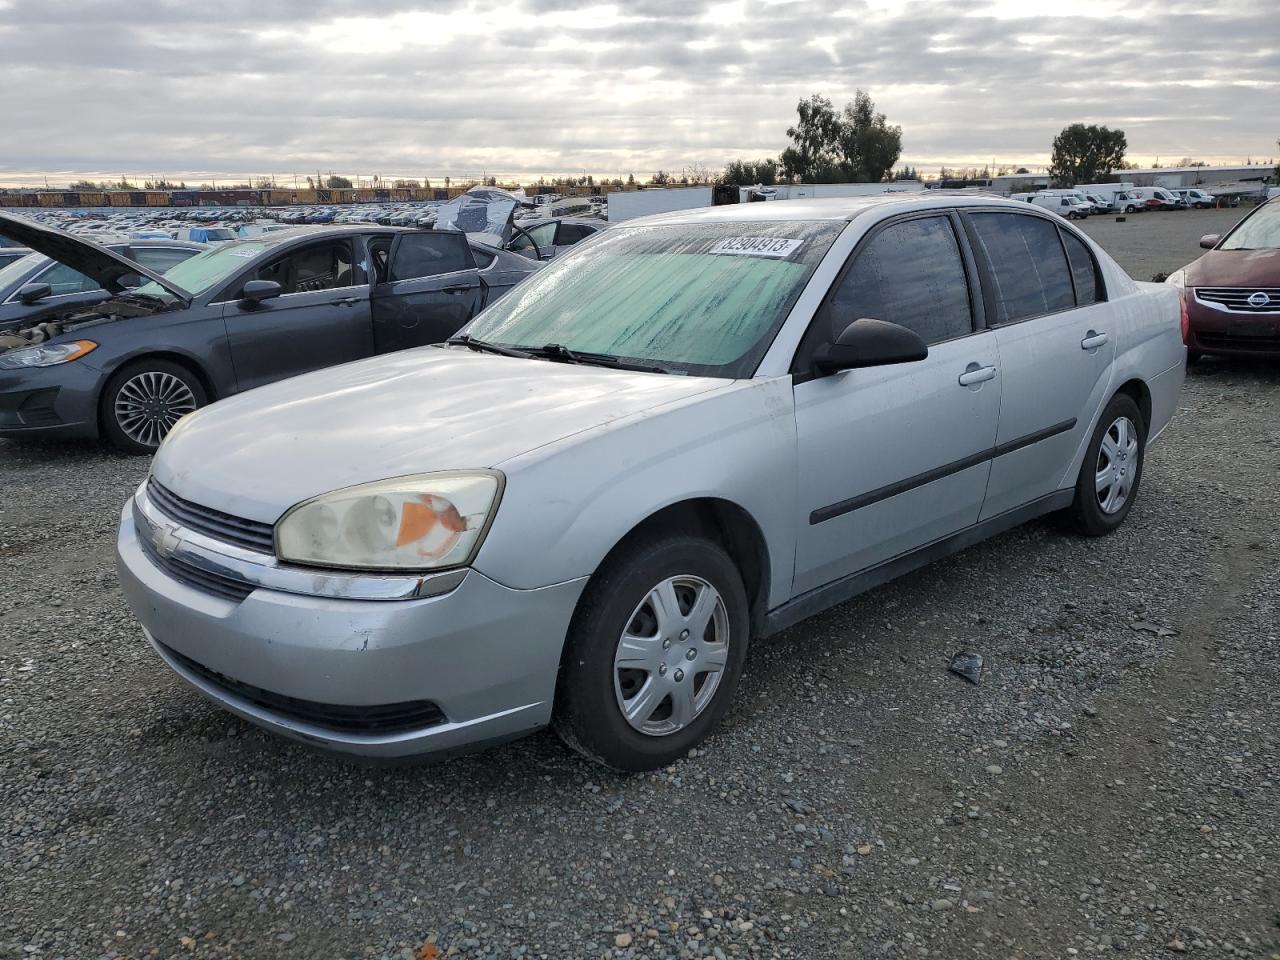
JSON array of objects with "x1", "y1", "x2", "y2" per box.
[
  {"x1": 0, "y1": 212, "x2": 190, "y2": 300},
  {"x1": 1185, "y1": 247, "x2": 1280, "y2": 288},
  {"x1": 152, "y1": 347, "x2": 726, "y2": 523}
]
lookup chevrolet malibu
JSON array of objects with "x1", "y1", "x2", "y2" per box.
[{"x1": 117, "y1": 196, "x2": 1185, "y2": 771}]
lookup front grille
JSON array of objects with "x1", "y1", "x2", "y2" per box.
[
  {"x1": 1196, "y1": 332, "x2": 1280, "y2": 353},
  {"x1": 159, "y1": 642, "x2": 448, "y2": 734},
  {"x1": 137, "y1": 530, "x2": 254, "y2": 602},
  {"x1": 147, "y1": 479, "x2": 275, "y2": 553},
  {"x1": 1195, "y1": 287, "x2": 1280, "y2": 313}
]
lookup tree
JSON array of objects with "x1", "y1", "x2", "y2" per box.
[
  {"x1": 651, "y1": 170, "x2": 671, "y2": 185},
  {"x1": 626, "y1": 173, "x2": 636, "y2": 186},
  {"x1": 781, "y1": 91, "x2": 901, "y2": 183},
  {"x1": 325, "y1": 174, "x2": 353, "y2": 189},
  {"x1": 720, "y1": 159, "x2": 778, "y2": 186},
  {"x1": 835, "y1": 90, "x2": 903, "y2": 182},
  {"x1": 1274, "y1": 140, "x2": 1279, "y2": 181},
  {"x1": 1015, "y1": 167, "x2": 1030, "y2": 174},
  {"x1": 892, "y1": 165, "x2": 918, "y2": 181},
  {"x1": 1047, "y1": 124, "x2": 1127, "y2": 186}
]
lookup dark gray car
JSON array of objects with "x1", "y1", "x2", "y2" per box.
[
  {"x1": 0, "y1": 239, "x2": 206, "y2": 330},
  {"x1": 0, "y1": 214, "x2": 540, "y2": 453}
]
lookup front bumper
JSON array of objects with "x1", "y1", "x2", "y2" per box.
[
  {"x1": 117, "y1": 501, "x2": 587, "y2": 759},
  {"x1": 1187, "y1": 295, "x2": 1280, "y2": 357},
  {"x1": 0, "y1": 361, "x2": 101, "y2": 439}
]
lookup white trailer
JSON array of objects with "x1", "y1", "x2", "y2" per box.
[{"x1": 606, "y1": 187, "x2": 714, "y2": 222}]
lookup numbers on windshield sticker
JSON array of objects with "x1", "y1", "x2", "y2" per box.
[{"x1": 710, "y1": 237, "x2": 804, "y2": 259}]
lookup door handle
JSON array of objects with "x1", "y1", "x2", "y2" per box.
[
  {"x1": 958, "y1": 364, "x2": 997, "y2": 387},
  {"x1": 1081, "y1": 331, "x2": 1109, "y2": 350},
  {"x1": 330, "y1": 296, "x2": 361, "y2": 306},
  {"x1": 440, "y1": 285, "x2": 473, "y2": 294}
]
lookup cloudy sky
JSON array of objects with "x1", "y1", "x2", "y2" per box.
[{"x1": 0, "y1": 0, "x2": 1275, "y2": 186}]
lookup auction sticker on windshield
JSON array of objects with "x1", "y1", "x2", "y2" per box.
[{"x1": 710, "y1": 237, "x2": 804, "y2": 259}]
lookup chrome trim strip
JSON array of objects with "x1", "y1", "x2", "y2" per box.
[
  {"x1": 133, "y1": 485, "x2": 467, "y2": 601},
  {"x1": 1193, "y1": 288, "x2": 1280, "y2": 314}
]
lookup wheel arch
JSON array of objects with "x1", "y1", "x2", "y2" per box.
[
  {"x1": 582, "y1": 497, "x2": 772, "y2": 642},
  {"x1": 1114, "y1": 377, "x2": 1152, "y2": 431}
]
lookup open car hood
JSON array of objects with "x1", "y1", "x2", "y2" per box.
[{"x1": 0, "y1": 212, "x2": 191, "y2": 301}]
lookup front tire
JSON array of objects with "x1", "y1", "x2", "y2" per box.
[
  {"x1": 1065, "y1": 394, "x2": 1146, "y2": 537},
  {"x1": 101, "y1": 359, "x2": 207, "y2": 455},
  {"x1": 553, "y1": 535, "x2": 750, "y2": 771}
]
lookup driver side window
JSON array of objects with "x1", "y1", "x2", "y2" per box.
[
  {"x1": 827, "y1": 216, "x2": 974, "y2": 346},
  {"x1": 250, "y1": 241, "x2": 354, "y2": 297}
]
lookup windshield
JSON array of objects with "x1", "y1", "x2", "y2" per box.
[
  {"x1": 134, "y1": 240, "x2": 268, "y2": 298},
  {"x1": 1220, "y1": 202, "x2": 1280, "y2": 251},
  {"x1": 462, "y1": 220, "x2": 844, "y2": 378}
]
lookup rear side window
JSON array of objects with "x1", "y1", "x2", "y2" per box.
[
  {"x1": 555, "y1": 222, "x2": 596, "y2": 245},
  {"x1": 389, "y1": 233, "x2": 473, "y2": 281},
  {"x1": 1059, "y1": 230, "x2": 1103, "y2": 305},
  {"x1": 826, "y1": 216, "x2": 973, "y2": 346},
  {"x1": 967, "y1": 213, "x2": 1074, "y2": 324}
]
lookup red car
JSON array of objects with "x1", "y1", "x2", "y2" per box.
[{"x1": 1170, "y1": 198, "x2": 1280, "y2": 360}]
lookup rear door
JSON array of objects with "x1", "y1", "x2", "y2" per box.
[
  {"x1": 370, "y1": 232, "x2": 485, "y2": 353},
  {"x1": 960, "y1": 210, "x2": 1116, "y2": 519},
  {"x1": 219, "y1": 237, "x2": 373, "y2": 391},
  {"x1": 791, "y1": 212, "x2": 1001, "y2": 594}
]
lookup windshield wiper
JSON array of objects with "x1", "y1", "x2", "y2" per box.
[
  {"x1": 446, "y1": 334, "x2": 533, "y2": 359},
  {"x1": 524, "y1": 343, "x2": 670, "y2": 374}
]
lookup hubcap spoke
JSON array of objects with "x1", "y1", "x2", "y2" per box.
[
  {"x1": 698, "y1": 642, "x2": 729, "y2": 672},
  {"x1": 667, "y1": 681, "x2": 697, "y2": 729},
  {"x1": 684, "y1": 584, "x2": 717, "y2": 640},
  {"x1": 615, "y1": 632, "x2": 664, "y2": 671},
  {"x1": 621, "y1": 678, "x2": 665, "y2": 726}
]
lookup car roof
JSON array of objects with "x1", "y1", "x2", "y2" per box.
[{"x1": 631, "y1": 193, "x2": 1042, "y2": 226}]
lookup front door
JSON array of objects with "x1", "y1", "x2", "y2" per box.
[
  {"x1": 370, "y1": 232, "x2": 486, "y2": 353},
  {"x1": 960, "y1": 211, "x2": 1118, "y2": 519},
  {"x1": 221, "y1": 238, "x2": 373, "y2": 392},
  {"x1": 792, "y1": 213, "x2": 1002, "y2": 595}
]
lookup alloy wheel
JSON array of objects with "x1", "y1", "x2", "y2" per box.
[
  {"x1": 1095, "y1": 415, "x2": 1139, "y2": 514},
  {"x1": 114, "y1": 371, "x2": 197, "y2": 449},
  {"x1": 613, "y1": 575, "x2": 730, "y2": 737}
]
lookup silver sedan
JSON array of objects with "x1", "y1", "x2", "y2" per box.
[{"x1": 117, "y1": 195, "x2": 1186, "y2": 770}]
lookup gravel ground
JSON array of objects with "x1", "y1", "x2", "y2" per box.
[
  {"x1": 1076, "y1": 206, "x2": 1250, "y2": 281},
  {"x1": 2, "y1": 216, "x2": 1278, "y2": 960}
]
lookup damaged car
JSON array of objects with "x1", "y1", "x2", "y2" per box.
[
  {"x1": 0, "y1": 238, "x2": 205, "y2": 331},
  {"x1": 0, "y1": 213, "x2": 540, "y2": 453}
]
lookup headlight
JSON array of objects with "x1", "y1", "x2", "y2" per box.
[
  {"x1": 275, "y1": 471, "x2": 503, "y2": 571},
  {"x1": 1165, "y1": 270, "x2": 1185, "y2": 289},
  {"x1": 0, "y1": 340, "x2": 97, "y2": 370}
]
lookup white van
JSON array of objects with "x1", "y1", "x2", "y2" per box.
[{"x1": 1029, "y1": 193, "x2": 1091, "y2": 219}]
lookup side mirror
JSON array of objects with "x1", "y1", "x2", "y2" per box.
[
  {"x1": 1199, "y1": 234, "x2": 1220, "y2": 249},
  {"x1": 241, "y1": 279, "x2": 282, "y2": 304},
  {"x1": 814, "y1": 317, "x2": 929, "y2": 374},
  {"x1": 17, "y1": 282, "x2": 52, "y2": 304}
]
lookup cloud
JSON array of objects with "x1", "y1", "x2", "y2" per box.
[{"x1": 0, "y1": 0, "x2": 1275, "y2": 184}]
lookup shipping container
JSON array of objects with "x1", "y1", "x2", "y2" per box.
[
  {"x1": 38, "y1": 192, "x2": 63, "y2": 207},
  {"x1": 145, "y1": 192, "x2": 171, "y2": 207}
]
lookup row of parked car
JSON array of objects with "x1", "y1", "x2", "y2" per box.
[{"x1": 1014, "y1": 187, "x2": 1223, "y2": 219}]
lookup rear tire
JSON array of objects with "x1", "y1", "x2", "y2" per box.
[
  {"x1": 1065, "y1": 393, "x2": 1146, "y2": 537},
  {"x1": 100, "y1": 359, "x2": 207, "y2": 455},
  {"x1": 553, "y1": 535, "x2": 750, "y2": 771}
]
